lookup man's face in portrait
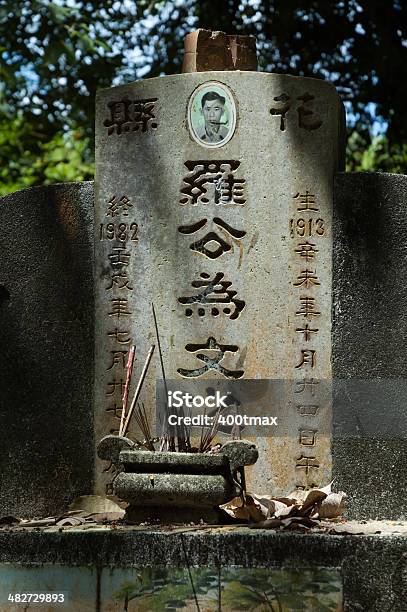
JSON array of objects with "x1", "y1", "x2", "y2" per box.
[
  {"x1": 199, "y1": 91, "x2": 228, "y2": 143},
  {"x1": 202, "y1": 97, "x2": 225, "y2": 128}
]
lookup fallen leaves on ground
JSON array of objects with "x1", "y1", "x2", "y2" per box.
[
  {"x1": 219, "y1": 482, "x2": 347, "y2": 531},
  {"x1": 0, "y1": 496, "x2": 125, "y2": 529}
]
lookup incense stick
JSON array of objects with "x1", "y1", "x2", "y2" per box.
[
  {"x1": 119, "y1": 345, "x2": 136, "y2": 436},
  {"x1": 152, "y1": 302, "x2": 177, "y2": 451},
  {"x1": 122, "y1": 345, "x2": 155, "y2": 437}
]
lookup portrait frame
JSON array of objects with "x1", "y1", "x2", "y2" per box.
[{"x1": 187, "y1": 81, "x2": 237, "y2": 148}]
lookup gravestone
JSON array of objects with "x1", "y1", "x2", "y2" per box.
[{"x1": 94, "y1": 30, "x2": 344, "y2": 496}]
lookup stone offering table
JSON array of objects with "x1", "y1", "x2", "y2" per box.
[{"x1": 97, "y1": 437, "x2": 258, "y2": 522}]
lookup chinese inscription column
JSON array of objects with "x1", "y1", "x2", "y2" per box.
[
  {"x1": 94, "y1": 94, "x2": 158, "y2": 495},
  {"x1": 269, "y1": 89, "x2": 337, "y2": 492}
]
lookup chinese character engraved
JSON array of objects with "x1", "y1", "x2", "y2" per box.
[
  {"x1": 289, "y1": 181, "x2": 328, "y2": 488},
  {"x1": 180, "y1": 161, "x2": 246, "y2": 206},
  {"x1": 107, "y1": 328, "x2": 131, "y2": 344},
  {"x1": 108, "y1": 248, "x2": 131, "y2": 268},
  {"x1": 296, "y1": 324, "x2": 319, "y2": 341},
  {"x1": 106, "y1": 350, "x2": 127, "y2": 371},
  {"x1": 106, "y1": 378, "x2": 126, "y2": 396},
  {"x1": 295, "y1": 349, "x2": 316, "y2": 369},
  {"x1": 269, "y1": 93, "x2": 291, "y2": 131},
  {"x1": 294, "y1": 378, "x2": 319, "y2": 395},
  {"x1": 296, "y1": 455, "x2": 320, "y2": 474},
  {"x1": 293, "y1": 269, "x2": 320, "y2": 289},
  {"x1": 108, "y1": 298, "x2": 132, "y2": 318},
  {"x1": 270, "y1": 93, "x2": 323, "y2": 132},
  {"x1": 294, "y1": 241, "x2": 319, "y2": 261},
  {"x1": 104, "y1": 97, "x2": 158, "y2": 135},
  {"x1": 177, "y1": 337, "x2": 244, "y2": 379},
  {"x1": 297, "y1": 93, "x2": 323, "y2": 131},
  {"x1": 297, "y1": 404, "x2": 319, "y2": 416},
  {"x1": 106, "y1": 272, "x2": 134, "y2": 291},
  {"x1": 296, "y1": 296, "x2": 321, "y2": 318},
  {"x1": 105, "y1": 403, "x2": 123, "y2": 419},
  {"x1": 107, "y1": 195, "x2": 133, "y2": 217},
  {"x1": 293, "y1": 191, "x2": 318, "y2": 212},
  {"x1": 178, "y1": 217, "x2": 246, "y2": 259},
  {"x1": 178, "y1": 272, "x2": 245, "y2": 319},
  {"x1": 299, "y1": 429, "x2": 318, "y2": 446}
]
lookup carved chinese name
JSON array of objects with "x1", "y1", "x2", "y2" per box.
[
  {"x1": 178, "y1": 217, "x2": 246, "y2": 259},
  {"x1": 178, "y1": 272, "x2": 245, "y2": 319},
  {"x1": 180, "y1": 161, "x2": 246, "y2": 206},
  {"x1": 177, "y1": 337, "x2": 244, "y2": 379},
  {"x1": 104, "y1": 97, "x2": 158, "y2": 135}
]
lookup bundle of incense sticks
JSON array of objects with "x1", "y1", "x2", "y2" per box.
[
  {"x1": 119, "y1": 345, "x2": 136, "y2": 437},
  {"x1": 121, "y1": 345, "x2": 155, "y2": 439}
]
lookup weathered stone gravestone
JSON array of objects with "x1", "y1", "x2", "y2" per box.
[{"x1": 94, "y1": 30, "x2": 344, "y2": 496}]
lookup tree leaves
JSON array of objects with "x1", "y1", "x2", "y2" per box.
[{"x1": 0, "y1": 0, "x2": 406, "y2": 193}]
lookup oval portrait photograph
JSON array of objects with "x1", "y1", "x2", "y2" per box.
[{"x1": 187, "y1": 82, "x2": 236, "y2": 148}]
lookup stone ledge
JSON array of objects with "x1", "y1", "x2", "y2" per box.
[
  {"x1": 0, "y1": 522, "x2": 406, "y2": 567},
  {"x1": 1, "y1": 523, "x2": 406, "y2": 609}
]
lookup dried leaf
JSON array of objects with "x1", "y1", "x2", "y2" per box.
[
  {"x1": 250, "y1": 493, "x2": 276, "y2": 518},
  {"x1": 219, "y1": 497, "x2": 250, "y2": 520},
  {"x1": 220, "y1": 494, "x2": 269, "y2": 522},
  {"x1": 19, "y1": 518, "x2": 57, "y2": 527},
  {"x1": 272, "y1": 497, "x2": 297, "y2": 507},
  {"x1": 56, "y1": 516, "x2": 87, "y2": 527},
  {"x1": 275, "y1": 503, "x2": 298, "y2": 518},
  {"x1": 219, "y1": 481, "x2": 345, "y2": 525},
  {"x1": 240, "y1": 495, "x2": 267, "y2": 522},
  {"x1": 299, "y1": 489, "x2": 328, "y2": 515},
  {"x1": 69, "y1": 495, "x2": 123, "y2": 514},
  {"x1": 318, "y1": 492, "x2": 347, "y2": 519},
  {"x1": 87, "y1": 511, "x2": 125, "y2": 523},
  {"x1": 221, "y1": 496, "x2": 244, "y2": 510},
  {"x1": 281, "y1": 516, "x2": 318, "y2": 528},
  {"x1": 319, "y1": 480, "x2": 334, "y2": 495},
  {"x1": 286, "y1": 489, "x2": 309, "y2": 504},
  {"x1": 250, "y1": 518, "x2": 283, "y2": 529}
]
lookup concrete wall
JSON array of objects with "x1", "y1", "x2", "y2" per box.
[
  {"x1": 0, "y1": 182, "x2": 94, "y2": 517},
  {"x1": 333, "y1": 171, "x2": 407, "y2": 519}
]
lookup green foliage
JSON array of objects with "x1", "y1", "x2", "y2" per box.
[
  {"x1": 1, "y1": 0, "x2": 407, "y2": 193},
  {"x1": 346, "y1": 131, "x2": 407, "y2": 174},
  {"x1": 0, "y1": 115, "x2": 93, "y2": 196}
]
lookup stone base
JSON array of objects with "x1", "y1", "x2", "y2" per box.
[
  {"x1": 125, "y1": 504, "x2": 225, "y2": 524},
  {"x1": 0, "y1": 523, "x2": 406, "y2": 610}
]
